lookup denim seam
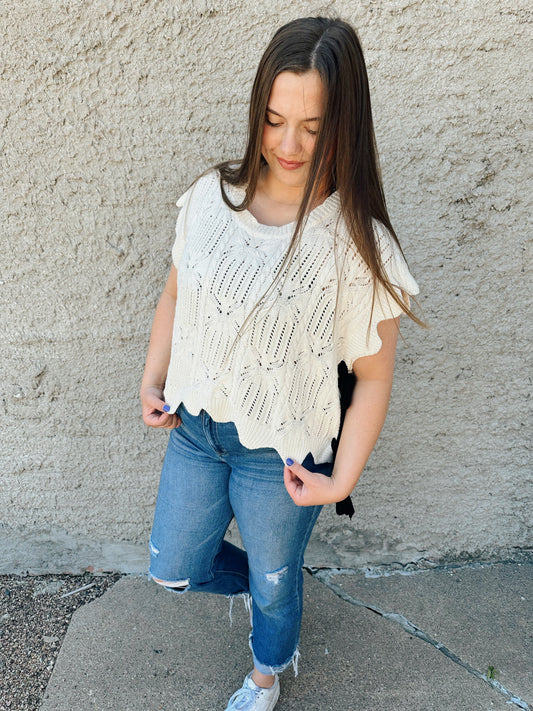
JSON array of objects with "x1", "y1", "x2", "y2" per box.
[
  {"x1": 293, "y1": 505, "x2": 321, "y2": 672},
  {"x1": 201, "y1": 411, "x2": 224, "y2": 456},
  {"x1": 212, "y1": 420, "x2": 228, "y2": 456},
  {"x1": 201, "y1": 411, "x2": 210, "y2": 448}
]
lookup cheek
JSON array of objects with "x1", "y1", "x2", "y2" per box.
[
  {"x1": 261, "y1": 125, "x2": 277, "y2": 152},
  {"x1": 302, "y1": 135, "x2": 317, "y2": 158}
]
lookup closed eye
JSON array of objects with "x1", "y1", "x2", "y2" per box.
[{"x1": 266, "y1": 117, "x2": 318, "y2": 136}]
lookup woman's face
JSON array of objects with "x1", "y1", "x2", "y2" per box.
[{"x1": 261, "y1": 70, "x2": 324, "y2": 198}]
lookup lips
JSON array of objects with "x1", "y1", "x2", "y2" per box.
[{"x1": 277, "y1": 156, "x2": 305, "y2": 170}]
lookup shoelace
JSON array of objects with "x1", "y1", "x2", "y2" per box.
[{"x1": 226, "y1": 686, "x2": 257, "y2": 709}]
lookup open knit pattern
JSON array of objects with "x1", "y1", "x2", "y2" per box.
[{"x1": 164, "y1": 171, "x2": 419, "y2": 464}]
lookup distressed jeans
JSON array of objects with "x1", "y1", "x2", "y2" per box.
[{"x1": 148, "y1": 403, "x2": 332, "y2": 675}]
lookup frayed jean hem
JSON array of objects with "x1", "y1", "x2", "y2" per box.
[{"x1": 249, "y1": 632, "x2": 300, "y2": 677}]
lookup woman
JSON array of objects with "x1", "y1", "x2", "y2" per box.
[{"x1": 140, "y1": 16, "x2": 421, "y2": 711}]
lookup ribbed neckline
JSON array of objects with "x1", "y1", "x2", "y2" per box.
[{"x1": 224, "y1": 182, "x2": 341, "y2": 239}]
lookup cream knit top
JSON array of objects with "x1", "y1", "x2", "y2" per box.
[{"x1": 164, "y1": 171, "x2": 419, "y2": 464}]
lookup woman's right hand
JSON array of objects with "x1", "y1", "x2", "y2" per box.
[{"x1": 140, "y1": 386, "x2": 181, "y2": 429}]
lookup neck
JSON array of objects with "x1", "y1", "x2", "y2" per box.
[
  {"x1": 260, "y1": 171, "x2": 304, "y2": 207},
  {"x1": 259, "y1": 169, "x2": 329, "y2": 210}
]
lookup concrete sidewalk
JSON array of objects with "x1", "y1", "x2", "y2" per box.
[{"x1": 40, "y1": 562, "x2": 532, "y2": 711}]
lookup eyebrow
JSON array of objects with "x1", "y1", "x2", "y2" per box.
[{"x1": 266, "y1": 106, "x2": 321, "y2": 122}]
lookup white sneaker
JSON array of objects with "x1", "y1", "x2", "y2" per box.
[{"x1": 224, "y1": 671, "x2": 280, "y2": 710}]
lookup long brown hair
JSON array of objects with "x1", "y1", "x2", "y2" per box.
[{"x1": 215, "y1": 16, "x2": 423, "y2": 327}]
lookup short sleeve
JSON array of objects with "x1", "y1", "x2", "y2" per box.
[
  {"x1": 338, "y1": 221, "x2": 420, "y2": 365},
  {"x1": 171, "y1": 184, "x2": 195, "y2": 268}
]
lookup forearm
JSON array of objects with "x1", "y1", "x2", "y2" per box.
[
  {"x1": 331, "y1": 376, "x2": 393, "y2": 499},
  {"x1": 140, "y1": 290, "x2": 176, "y2": 393},
  {"x1": 284, "y1": 317, "x2": 399, "y2": 508}
]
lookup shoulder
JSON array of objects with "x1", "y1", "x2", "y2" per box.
[
  {"x1": 333, "y1": 218, "x2": 403, "y2": 290},
  {"x1": 340, "y1": 218, "x2": 400, "y2": 265},
  {"x1": 176, "y1": 169, "x2": 221, "y2": 210},
  {"x1": 371, "y1": 219, "x2": 398, "y2": 261},
  {"x1": 371, "y1": 219, "x2": 412, "y2": 275},
  {"x1": 371, "y1": 219, "x2": 420, "y2": 296}
]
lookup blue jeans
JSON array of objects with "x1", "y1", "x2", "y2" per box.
[{"x1": 148, "y1": 403, "x2": 332, "y2": 675}]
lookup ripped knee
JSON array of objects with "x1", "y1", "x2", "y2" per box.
[
  {"x1": 150, "y1": 575, "x2": 190, "y2": 592},
  {"x1": 265, "y1": 565, "x2": 289, "y2": 585}
]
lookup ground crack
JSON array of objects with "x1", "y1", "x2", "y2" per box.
[{"x1": 306, "y1": 567, "x2": 531, "y2": 711}]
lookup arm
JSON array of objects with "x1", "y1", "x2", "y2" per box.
[
  {"x1": 140, "y1": 264, "x2": 181, "y2": 429},
  {"x1": 284, "y1": 316, "x2": 400, "y2": 505}
]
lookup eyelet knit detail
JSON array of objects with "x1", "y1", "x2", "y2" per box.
[{"x1": 164, "y1": 171, "x2": 419, "y2": 464}]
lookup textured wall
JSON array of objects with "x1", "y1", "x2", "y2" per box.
[{"x1": 1, "y1": 0, "x2": 531, "y2": 573}]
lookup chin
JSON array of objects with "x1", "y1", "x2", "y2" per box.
[{"x1": 274, "y1": 167, "x2": 308, "y2": 189}]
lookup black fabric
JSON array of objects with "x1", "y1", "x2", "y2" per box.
[
  {"x1": 335, "y1": 495, "x2": 355, "y2": 517},
  {"x1": 331, "y1": 361, "x2": 356, "y2": 518}
]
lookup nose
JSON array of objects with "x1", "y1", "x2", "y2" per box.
[{"x1": 279, "y1": 127, "x2": 301, "y2": 156}]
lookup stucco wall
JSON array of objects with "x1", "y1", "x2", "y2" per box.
[{"x1": 1, "y1": 0, "x2": 531, "y2": 573}]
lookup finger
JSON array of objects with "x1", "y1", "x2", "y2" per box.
[
  {"x1": 155, "y1": 411, "x2": 180, "y2": 429},
  {"x1": 143, "y1": 409, "x2": 175, "y2": 429},
  {"x1": 163, "y1": 414, "x2": 181, "y2": 429},
  {"x1": 285, "y1": 459, "x2": 313, "y2": 483},
  {"x1": 144, "y1": 412, "x2": 165, "y2": 428},
  {"x1": 143, "y1": 391, "x2": 171, "y2": 413},
  {"x1": 284, "y1": 466, "x2": 310, "y2": 506},
  {"x1": 142, "y1": 394, "x2": 173, "y2": 417},
  {"x1": 283, "y1": 465, "x2": 299, "y2": 495}
]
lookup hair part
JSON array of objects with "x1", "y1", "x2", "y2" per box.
[{"x1": 214, "y1": 16, "x2": 424, "y2": 330}]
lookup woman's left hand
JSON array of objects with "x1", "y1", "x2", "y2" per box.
[{"x1": 284, "y1": 460, "x2": 344, "y2": 507}]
